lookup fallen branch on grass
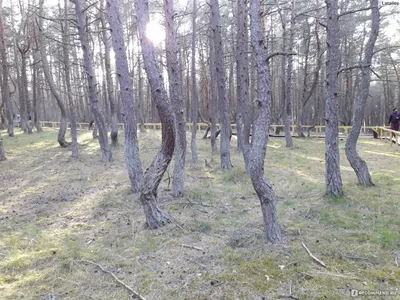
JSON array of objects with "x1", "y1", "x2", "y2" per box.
[
  {"x1": 301, "y1": 242, "x2": 327, "y2": 269},
  {"x1": 79, "y1": 259, "x2": 147, "y2": 300},
  {"x1": 181, "y1": 244, "x2": 204, "y2": 251}
]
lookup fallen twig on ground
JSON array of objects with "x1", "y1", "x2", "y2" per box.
[
  {"x1": 181, "y1": 244, "x2": 204, "y2": 251},
  {"x1": 79, "y1": 259, "x2": 147, "y2": 300},
  {"x1": 301, "y1": 242, "x2": 327, "y2": 269}
]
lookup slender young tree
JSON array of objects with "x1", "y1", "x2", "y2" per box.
[
  {"x1": 238, "y1": 0, "x2": 281, "y2": 243},
  {"x1": 325, "y1": 0, "x2": 343, "y2": 197},
  {"x1": 107, "y1": 0, "x2": 143, "y2": 192},
  {"x1": 101, "y1": 0, "x2": 118, "y2": 147},
  {"x1": 135, "y1": 0, "x2": 176, "y2": 228},
  {"x1": 283, "y1": 0, "x2": 295, "y2": 148},
  {"x1": 62, "y1": 0, "x2": 78, "y2": 158},
  {"x1": 190, "y1": 0, "x2": 199, "y2": 163},
  {"x1": 345, "y1": 0, "x2": 379, "y2": 186},
  {"x1": 164, "y1": 0, "x2": 186, "y2": 197},
  {"x1": 74, "y1": 0, "x2": 112, "y2": 162},
  {"x1": 209, "y1": 37, "x2": 218, "y2": 153},
  {"x1": 0, "y1": 0, "x2": 13, "y2": 137},
  {"x1": 211, "y1": 0, "x2": 232, "y2": 169},
  {"x1": 38, "y1": 0, "x2": 69, "y2": 147},
  {"x1": 236, "y1": 0, "x2": 250, "y2": 161}
]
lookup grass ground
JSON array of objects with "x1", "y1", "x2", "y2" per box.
[{"x1": 0, "y1": 128, "x2": 399, "y2": 300}]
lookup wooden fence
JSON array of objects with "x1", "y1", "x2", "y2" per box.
[{"x1": 39, "y1": 121, "x2": 379, "y2": 136}]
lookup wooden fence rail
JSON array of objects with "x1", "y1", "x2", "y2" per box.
[
  {"x1": 376, "y1": 127, "x2": 400, "y2": 150},
  {"x1": 38, "y1": 121, "x2": 380, "y2": 136}
]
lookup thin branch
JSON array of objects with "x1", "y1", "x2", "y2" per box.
[
  {"x1": 373, "y1": 45, "x2": 400, "y2": 56},
  {"x1": 338, "y1": 6, "x2": 376, "y2": 19},
  {"x1": 338, "y1": 64, "x2": 371, "y2": 75},
  {"x1": 266, "y1": 51, "x2": 296, "y2": 61},
  {"x1": 370, "y1": 68, "x2": 381, "y2": 79},
  {"x1": 79, "y1": 259, "x2": 148, "y2": 300},
  {"x1": 301, "y1": 242, "x2": 328, "y2": 269}
]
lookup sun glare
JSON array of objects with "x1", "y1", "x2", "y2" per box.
[{"x1": 146, "y1": 20, "x2": 165, "y2": 45}]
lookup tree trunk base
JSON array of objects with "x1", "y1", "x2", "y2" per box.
[
  {"x1": 345, "y1": 147, "x2": 374, "y2": 187},
  {"x1": 141, "y1": 193, "x2": 171, "y2": 229},
  {"x1": 0, "y1": 139, "x2": 6, "y2": 161},
  {"x1": 256, "y1": 178, "x2": 282, "y2": 244}
]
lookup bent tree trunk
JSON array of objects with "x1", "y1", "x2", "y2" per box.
[
  {"x1": 38, "y1": 0, "x2": 68, "y2": 147},
  {"x1": 325, "y1": 0, "x2": 343, "y2": 197},
  {"x1": 107, "y1": 0, "x2": 143, "y2": 192},
  {"x1": 75, "y1": 0, "x2": 111, "y2": 162},
  {"x1": 246, "y1": 0, "x2": 281, "y2": 243},
  {"x1": 345, "y1": 0, "x2": 379, "y2": 186},
  {"x1": 164, "y1": 0, "x2": 186, "y2": 197},
  {"x1": 135, "y1": 0, "x2": 176, "y2": 228}
]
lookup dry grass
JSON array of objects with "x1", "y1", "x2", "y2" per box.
[{"x1": 0, "y1": 128, "x2": 399, "y2": 299}]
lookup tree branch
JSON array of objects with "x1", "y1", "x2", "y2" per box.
[
  {"x1": 370, "y1": 68, "x2": 381, "y2": 79},
  {"x1": 266, "y1": 51, "x2": 296, "y2": 61},
  {"x1": 79, "y1": 259, "x2": 148, "y2": 300},
  {"x1": 338, "y1": 64, "x2": 371, "y2": 75},
  {"x1": 338, "y1": 6, "x2": 376, "y2": 19}
]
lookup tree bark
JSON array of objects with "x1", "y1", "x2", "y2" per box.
[
  {"x1": 243, "y1": 0, "x2": 281, "y2": 243},
  {"x1": 209, "y1": 37, "x2": 218, "y2": 153},
  {"x1": 190, "y1": 0, "x2": 199, "y2": 164},
  {"x1": 38, "y1": 0, "x2": 69, "y2": 147},
  {"x1": 74, "y1": 0, "x2": 112, "y2": 162},
  {"x1": 63, "y1": 0, "x2": 78, "y2": 158},
  {"x1": 0, "y1": 136, "x2": 5, "y2": 161},
  {"x1": 107, "y1": 0, "x2": 143, "y2": 192},
  {"x1": 283, "y1": 0, "x2": 295, "y2": 148},
  {"x1": 164, "y1": 0, "x2": 186, "y2": 197},
  {"x1": 236, "y1": 0, "x2": 250, "y2": 169},
  {"x1": 211, "y1": 0, "x2": 232, "y2": 169},
  {"x1": 345, "y1": 0, "x2": 379, "y2": 186},
  {"x1": 135, "y1": 0, "x2": 176, "y2": 228},
  {"x1": 325, "y1": 0, "x2": 343, "y2": 197},
  {"x1": 0, "y1": 0, "x2": 13, "y2": 137},
  {"x1": 18, "y1": 45, "x2": 33, "y2": 134},
  {"x1": 101, "y1": 0, "x2": 118, "y2": 147}
]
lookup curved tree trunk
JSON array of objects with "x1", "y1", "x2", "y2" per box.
[
  {"x1": 211, "y1": 0, "x2": 232, "y2": 169},
  {"x1": 107, "y1": 0, "x2": 143, "y2": 192},
  {"x1": 0, "y1": 0, "x2": 13, "y2": 137},
  {"x1": 74, "y1": 0, "x2": 111, "y2": 162},
  {"x1": 164, "y1": 0, "x2": 186, "y2": 197},
  {"x1": 345, "y1": 0, "x2": 379, "y2": 186},
  {"x1": 38, "y1": 0, "x2": 69, "y2": 147},
  {"x1": 135, "y1": 0, "x2": 176, "y2": 228},
  {"x1": 190, "y1": 0, "x2": 199, "y2": 164},
  {"x1": 325, "y1": 0, "x2": 343, "y2": 197},
  {"x1": 245, "y1": 0, "x2": 281, "y2": 243}
]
